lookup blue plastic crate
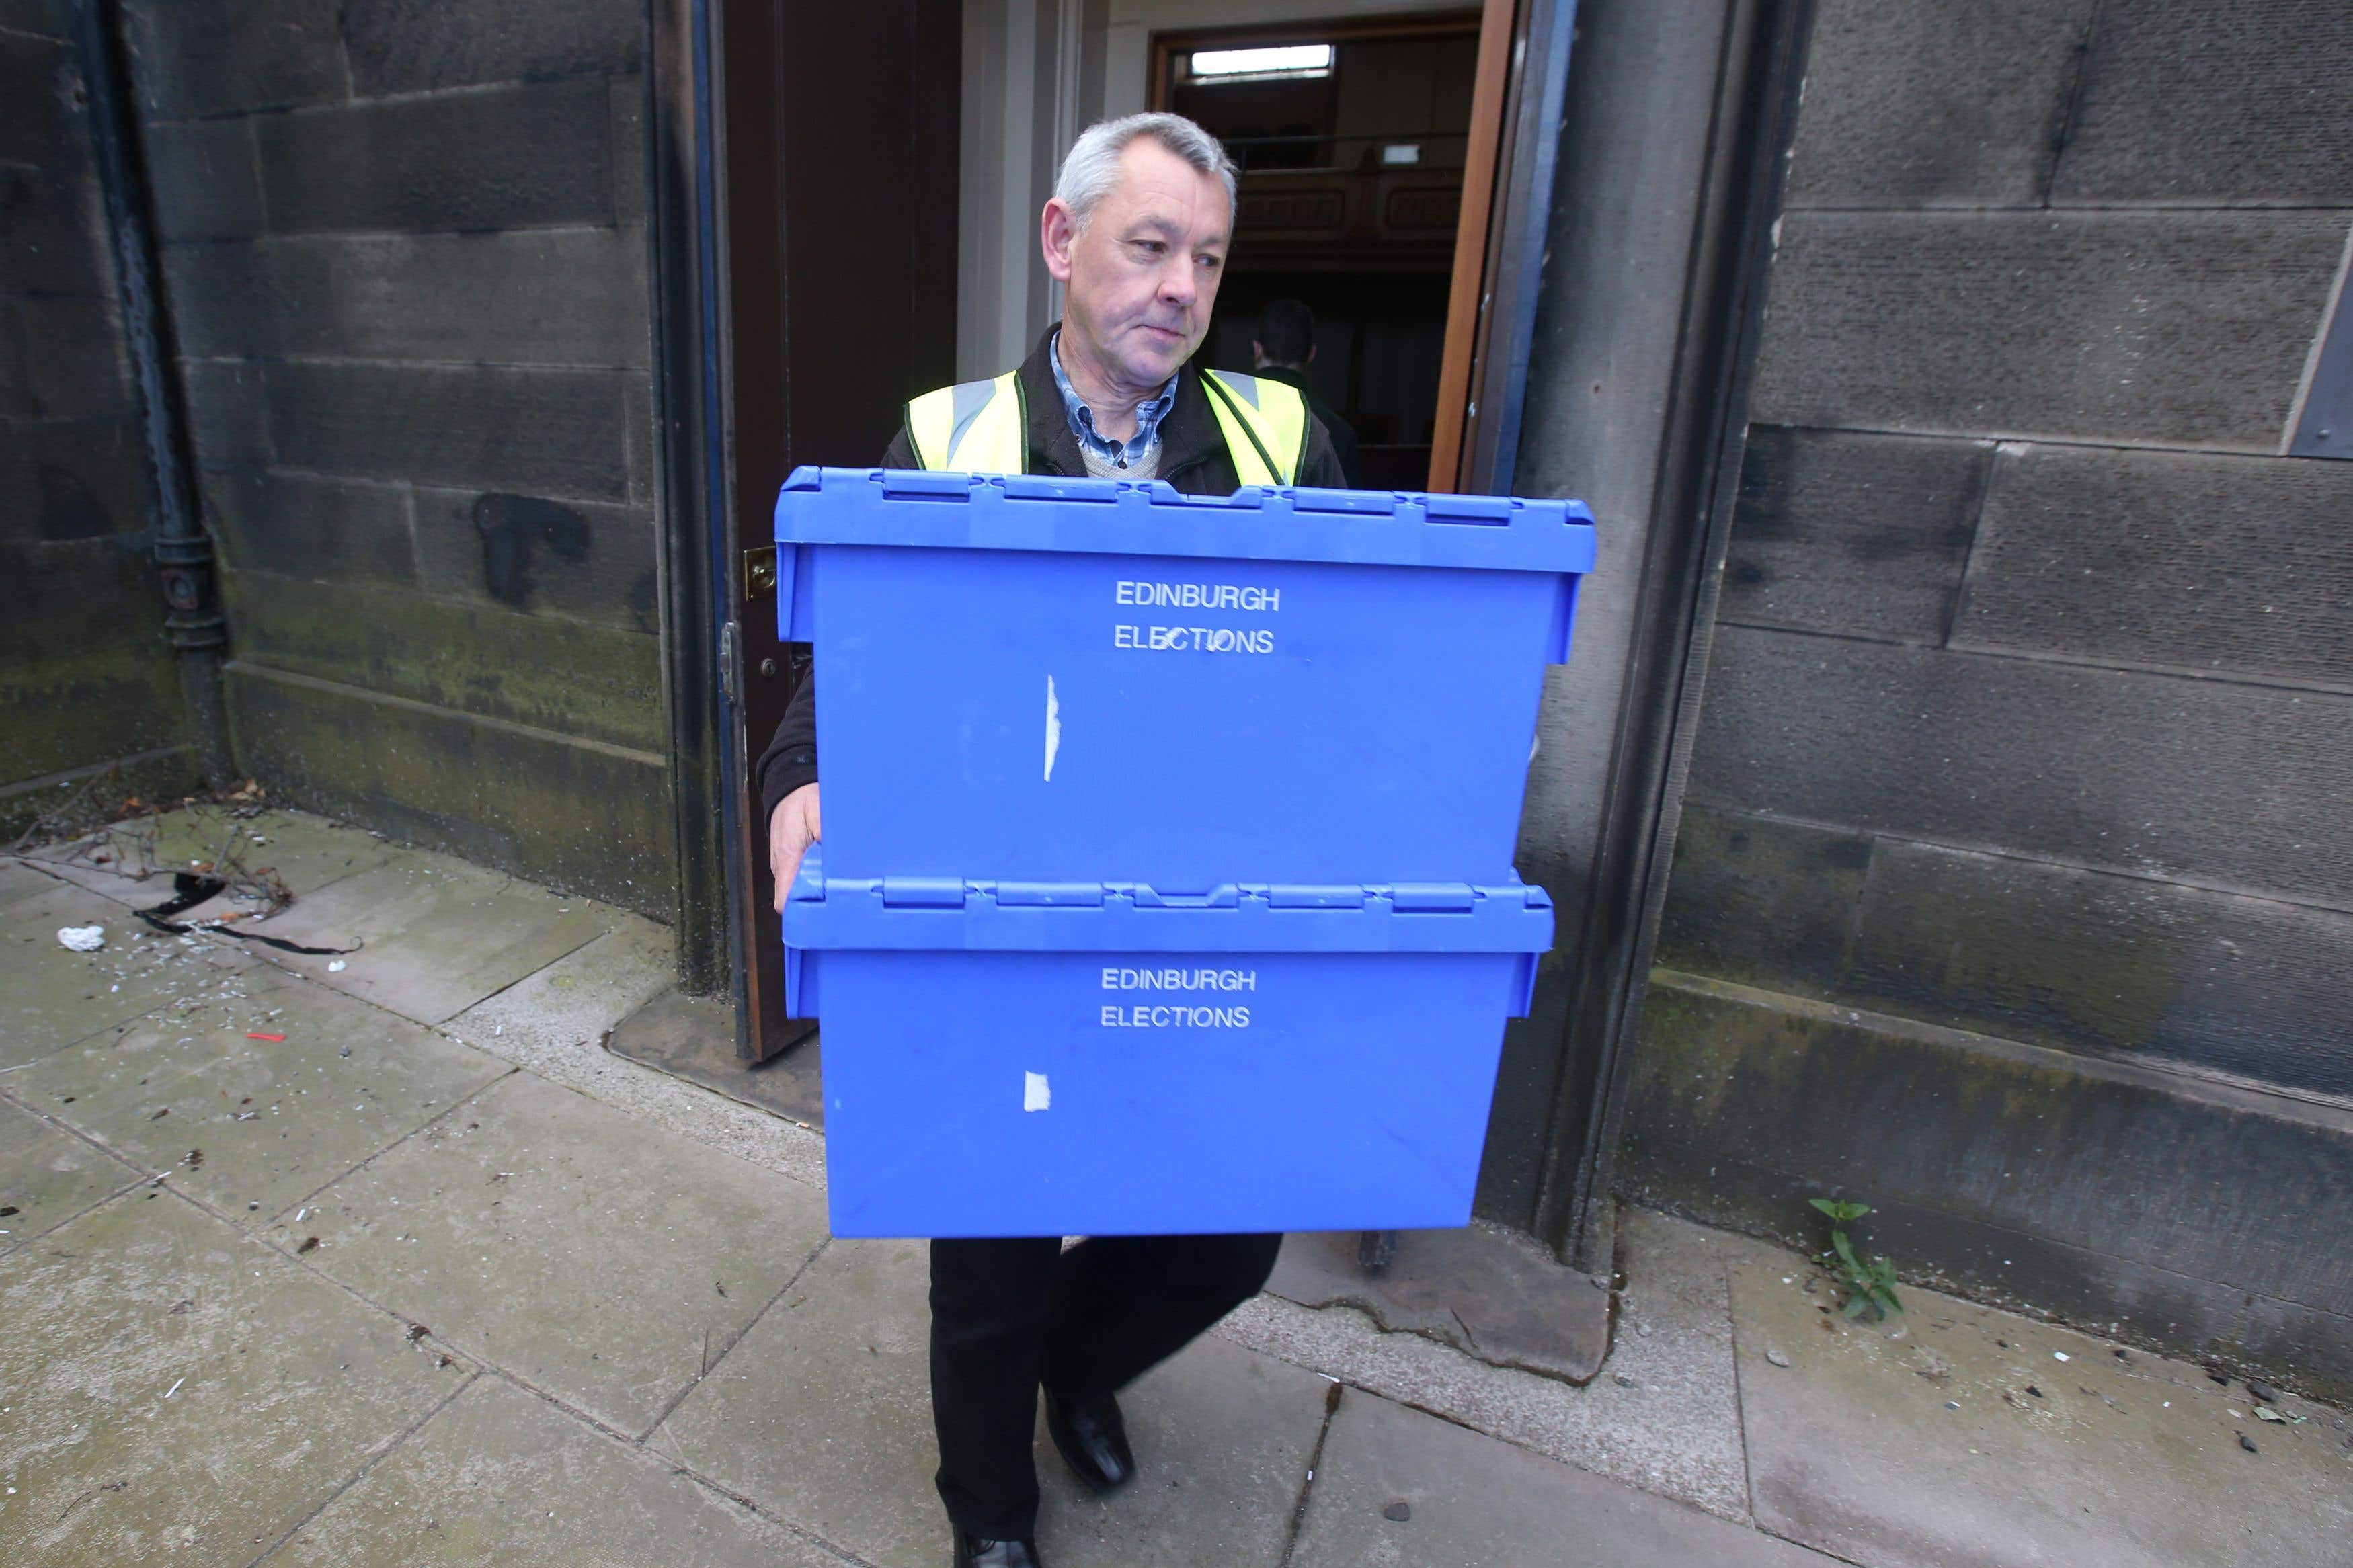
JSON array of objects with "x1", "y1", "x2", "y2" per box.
[
  {"x1": 784, "y1": 851, "x2": 1554, "y2": 1238},
  {"x1": 774, "y1": 466, "x2": 1596, "y2": 886}
]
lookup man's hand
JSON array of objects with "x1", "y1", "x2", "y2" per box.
[{"x1": 769, "y1": 783, "x2": 822, "y2": 911}]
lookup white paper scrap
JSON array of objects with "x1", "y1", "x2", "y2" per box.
[
  {"x1": 1023, "y1": 1071, "x2": 1051, "y2": 1112},
  {"x1": 1043, "y1": 676, "x2": 1062, "y2": 782},
  {"x1": 57, "y1": 925, "x2": 106, "y2": 952}
]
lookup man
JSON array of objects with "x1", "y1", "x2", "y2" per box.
[
  {"x1": 1251, "y1": 298, "x2": 1363, "y2": 488},
  {"x1": 756, "y1": 113, "x2": 1347, "y2": 1568}
]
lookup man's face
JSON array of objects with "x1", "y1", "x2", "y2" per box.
[{"x1": 1044, "y1": 139, "x2": 1230, "y2": 397}]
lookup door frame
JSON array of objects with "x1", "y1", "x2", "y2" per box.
[{"x1": 647, "y1": 0, "x2": 1817, "y2": 1268}]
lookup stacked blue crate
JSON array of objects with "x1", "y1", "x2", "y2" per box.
[{"x1": 775, "y1": 466, "x2": 1597, "y2": 1237}]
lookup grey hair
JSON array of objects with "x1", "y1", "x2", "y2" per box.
[{"x1": 1053, "y1": 112, "x2": 1238, "y2": 233}]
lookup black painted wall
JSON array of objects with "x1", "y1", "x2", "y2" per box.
[
  {"x1": 0, "y1": 1, "x2": 193, "y2": 829},
  {"x1": 120, "y1": 0, "x2": 670, "y2": 911},
  {"x1": 1629, "y1": 0, "x2": 2353, "y2": 1394}
]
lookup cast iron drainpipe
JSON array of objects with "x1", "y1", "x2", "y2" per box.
[{"x1": 72, "y1": 0, "x2": 235, "y2": 789}]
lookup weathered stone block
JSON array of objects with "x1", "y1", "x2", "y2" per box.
[
  {"x1": 1725, "y1": 425, "x2": 1986, "y2": 642},
  {"x1": 622, "y1": 370, "x2": 653, "y2": 504},
  {"x1": 1689, "y1": 624, "x2": 2353, "y2": 907},
  {"x1": 224, "y1": 571, "x2": 664, "y2": 751},
  {"x1": 164, "y1": 229, "x2": 649, "y2": 367},
  {"x1": 2239, "y1": 1295, "x2": 2353, "y2": 1403},
  {"x1": 1954, "y1": 443, "x2": 2353, "y2": 686},
  {"x1": 11, "y1": 297, "x2": 133, "y2": 421},
  {"x1": 121, "y1": 0, "x2": 346, "y2": 122},
  {"x1": 610, "y1": 75, "x2": 645, "y2": 226},
  {"x1": 224, "y1": 662, "x2": 673, "y2": 915},
  {"x1": 0, "y1": 28, "x2": 69, "y2": 166},
  {"x1": 0, "y1": 536, "x2": 163, "y2": 660},
  {"x1": 262, "y1": 360, "x2": 631, "y2": 499},
  {"x1": 1750, "y1": 210, "x2": 2348, "y2": 449},
  {"x1": 1655, "y1": 803, "x2": 1870, "y2": 997},
  {"x1": 0, "y1": 416, "x2": 149, "y2": 541},
  {"x1": 0, "y1": 540, "x2": 184, "y2": 779},
  {"x1": 2054, "y1": 0, "x2": 2353, "y2": 204},
  {"x1": 141, "y1": 117, "x2": 264, "y2": 241},
  {"x1": 0, "y1": 1, "x2": 67, "y2": 40},
  {"x1": 255, "y1": 78, "x2": 613, "y2": 234},
  {"x1": 339, "y1": 0, "x2": 640, "y2": 95},
  {"x1": 1847, "y1": 838, "x2": 2353, "y2": 1104},
  {"x1": 410, "y1": 485, "x2": 658, "y2": 632},
  {"x1": 1784, "y1": 0, "x2": 2091, "y2": 207},
  {"x1": 1622, "y1": 974, "x2": 2353, "y2": 1327},
  {"x1": 177, "y1": 358, "x2": 273, "y2": 471},
  {"x1": 202, "y1": 468, "x2": 414, "y2": 585},
  {"x1": 0, "y1": 161, "x2": 112, "y2": 299}
]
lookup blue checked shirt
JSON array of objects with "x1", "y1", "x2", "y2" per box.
[{"x1": 1050, "y1": 331, "x2": 1179, "y2": 474}]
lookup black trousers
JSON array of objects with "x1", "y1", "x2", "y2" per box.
[{"x1": 929, "y1": 1231, "x2": 1284, "y2": 1540}]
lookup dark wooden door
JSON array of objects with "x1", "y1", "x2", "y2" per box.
[{"x1": 720, "y1": 0, "x2": 962, "y2": 1060}]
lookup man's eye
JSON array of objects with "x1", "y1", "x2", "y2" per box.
[{"x1": 1134, "y1": 240, "x2": 1165, "y2": 256}]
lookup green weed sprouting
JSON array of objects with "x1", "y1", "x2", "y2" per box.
[{"x1": 1810, "y1": 1198, "x2": 1903, "y2": 1322}]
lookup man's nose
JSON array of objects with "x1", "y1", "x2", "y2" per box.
[{"x1": 1158, "y1": 259, "x2": 1199, "y2": 308}]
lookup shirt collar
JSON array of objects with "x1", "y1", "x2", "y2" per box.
[{"x1": 1049, "y1": 331, "x2": 1178, "y2": 468}]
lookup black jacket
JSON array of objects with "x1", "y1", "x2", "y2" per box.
[{"x1": 756, "y1": 330, "x2": 1351, "y2": 820}]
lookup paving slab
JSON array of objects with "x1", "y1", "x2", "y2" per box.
[
  {"x1": 0, "y1": 1188, "x2": 465, "y2": 1565},
  {"x1": 11, "y1": 975, "x2": 510, "y2": 1226},
  {"x1": 12, "y1": 805, "x2": 397, "y2": 911},
  {"x1": 0, "y1": 858, "x2": 58, "y2": 907},
  {"x1": 1035, "y1": 1335, "x2": 1330, "y2": 1568},
  {"x1": 1731, "y1": 1261, "x2": 2353, "y2": 1568},
  {"x1": 1222, "y1": 1205, "x2": 1761, "y2": 1522},
  {"x1": 257, "y1": 1374, "x2": 852, "y2": 1567},
  {"x1": 232, "y1": 850, "x2": 618, "y2": 1024},
  {"x1": 1291, "y1": 1386, "x2": 1835, "y2": 1567},
  {"x1": 662, "y1": 1235, "x2": 1330, "y2": 1568},
  {"x1": 291, "y1": 1071, "x2": 829, "y2": 1435},
  {"x1": 444, "y1": 916, "x2": 677, "y2": 1059},
  {"x1": 442, "y1": 930, "x2": 831, "y2": 1195},
  {"x1": 654, "y1": 1237, "x2": 947, "y2": 1567},
  {"x1": 0, "y1": 882, "x2": 268, "y2": 1069},
  {"x1": 0, "y1": 1096, "x2": 141, "y2": 1252}
]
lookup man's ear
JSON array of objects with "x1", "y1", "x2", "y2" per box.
[
  {"x1": 1041, "y1": 199, "x2": 1077, "y2": 284},
  {"x1": 1306, "y1": 344, "x2": 1318, "y2": 366}
]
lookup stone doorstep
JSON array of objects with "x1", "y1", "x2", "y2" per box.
[{"x1": 1266, "y1": 1221, "x2": 1613, "y2": 1385}]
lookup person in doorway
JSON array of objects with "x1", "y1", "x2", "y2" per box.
[
  {"x1": 756, "y1": 112, "x2": 1347, "y2": 1568},
  {"x1": 1251, "y1": 298, "x2": 1363, "y2": 488}
]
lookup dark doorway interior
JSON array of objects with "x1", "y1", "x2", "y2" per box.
[
  {"x1": 1156, "y1": 13, "x2": 1480, "y2": 491},
  {"x1": 1206, "y1": 272, "x2": 1451, "y2": 491}
]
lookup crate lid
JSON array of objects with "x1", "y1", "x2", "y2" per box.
[
  {"x1": 783, "y1": 850, "x2": 1554, "y2": 954},
  {"x1": 774, "y1": 466, "x2": 1595, "y2": 575}
]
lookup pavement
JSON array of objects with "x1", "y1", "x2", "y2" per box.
[{"x1": 3, "y1": 805, "x2": 2348, "y2": 1567}]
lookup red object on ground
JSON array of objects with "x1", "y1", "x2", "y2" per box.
[{"x1": 245, "y1": 1032, "x2": 286, "y2": 1042}]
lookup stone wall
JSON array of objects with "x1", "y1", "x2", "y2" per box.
[
  {"x1": 0, "y1": 1, "x2": 194, "y2": 830},
  {"x1": 1629, "y1": 0, "x2": 2353, "y2": 1395},
  {"x1": 122, "y1": 0, "x2": 671, "y2": 911}
]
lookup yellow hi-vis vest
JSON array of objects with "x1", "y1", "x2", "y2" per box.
[{"x1": 904, "y1": 366, "x2": 1309, "y2": 486}]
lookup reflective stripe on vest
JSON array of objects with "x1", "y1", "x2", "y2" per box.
[
  {"x1": 906, "y1": 370, "x2": 1026, "y2": 472},
  {"x1": 904, "y1": 367, "x2": 1309, "y2": 485},
  {"x1": 1199, "y1": 370, "x2": 1307, "y2": 488}
]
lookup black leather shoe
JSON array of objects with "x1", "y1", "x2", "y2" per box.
[
  {"x1": 1045, "y1": 1387, "x2": 1135, "y2": 1494},
  {"x1": 953, "y1": 1534, "x2": 1043, "y2": 1568}
]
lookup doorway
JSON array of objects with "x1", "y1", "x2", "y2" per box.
[{"x1": 1153, "y1": 13, "x2": 1480, "y2": 489}]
